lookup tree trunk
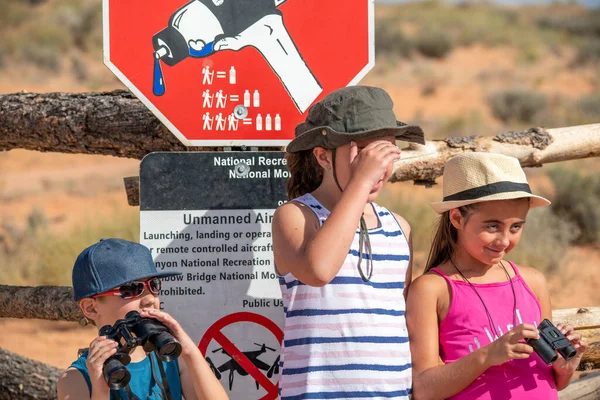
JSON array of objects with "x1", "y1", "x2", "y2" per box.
[
  {"x1": 392, "y1": 124, "x2": 600, "y2": 185},
  {"x1": 0, "y1": 348, "x2": 61, "y2": 400},
  {"x1": 1, "y1": 284, "x2": 599, "y2": 370},
  {"x1": 0, "y1": 285, "x2": 84, "y2": 323},
  {"x1": 559, "y1": 371, "x2": 600, "y2": 400},
  {"x1": 2, "y1": 91, "x2": 598, "y2": 174},
  {"x1": 0, "y1": 90, "x2": 201, "y2": 159}
]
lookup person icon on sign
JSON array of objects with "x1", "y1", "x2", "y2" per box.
[
  {"x1": 215, "y1": 113, "x2": 226, "y2": 130},
  {"x1": 202, "y1": 66, "x2": 214, "y2": 85},
  {"x1": 202, "y1": 112, "x2": 213, "y2": 130},
  {"x1": 216, "y1": 90, "x2": 228, "y2": 108},
  {"x1": 227, "y1": 113, "x2": 239, "y2": 131},
  {"x1": 202, "y1": 89, "x2": 214, "y2": 108}
]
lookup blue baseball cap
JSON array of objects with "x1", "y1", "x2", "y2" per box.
[{"x1": 72, "y1": 238, "x2": 182, "y2": 301}]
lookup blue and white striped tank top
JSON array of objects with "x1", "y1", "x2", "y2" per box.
[{"x1": 277, "y1": 193, "x2": 412, "y2": 400}]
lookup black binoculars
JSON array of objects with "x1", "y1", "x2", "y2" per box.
[
  {"x1": 525, "y1": 319, "x2": 577, "y2": 365},
  {"x1": 99, "y1": 310, "x2": 182, "y2": 390}
]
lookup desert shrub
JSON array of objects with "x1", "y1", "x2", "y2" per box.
[
  {"x1": 415, "y1": 30, "x2": 454, "y2": 59},
  {"x1": 574, "y1": 38, "x2": 600, "y2": 66},
  {"x1": 487, "y1": 89, "x2": 547, "y2": 124},
  {"x1": 0, "y1": 0, "x2": 103, "y2": 70},
  {"x1": 548, "y1": 167, "x2": 600, "y2": 246},
  {"x1": 0, "y1": 207, "x2": 139, "y2": 286},
  {"x1": 375, "y1": 19, "x2": 413, "y2": 59},
  {"x1": 509, "y1": 208, "x2": 577, "y2": 274},
  {"x1": 536, "y1": 11, "x2": 600, "y2": 37},
  {"x1": 377, "y1": 185, "x2": 440, "y2": 273},
  {"x1": 573, "y1": 94, "x2": 600, "y2": 123}
]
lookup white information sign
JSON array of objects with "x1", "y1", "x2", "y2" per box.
[{"x1": 140, "y1": 152, "x2": 287, "y2": 399}]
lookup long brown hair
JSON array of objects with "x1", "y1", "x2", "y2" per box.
[
  {"x1": 424, "y1": 205, "x2": 478, "y2": 273},
  {"x1": 285, "y1": 150, "x2": 324, "y2": 200}
]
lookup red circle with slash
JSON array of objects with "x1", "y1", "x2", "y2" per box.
[{"x1": 199, "y1": 312, "x2": 283, "y2": 400}]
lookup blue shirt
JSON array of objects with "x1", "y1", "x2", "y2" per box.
[{"x1": 70, "y1": 350, "x2": 182, "y2": 400}]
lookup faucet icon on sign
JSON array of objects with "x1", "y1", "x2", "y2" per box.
[{"x1": 152, "y1": 0, "x2": 322, "y2": 113}]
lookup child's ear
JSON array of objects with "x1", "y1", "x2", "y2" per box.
[
  {"x1": 312, "y1": 147, "x2": 331, "y2": 170},
  {"x1": 79, "y1": 298, "x2": 100, "y2": 322},
  {"x1": 449, "y1": 209, "x2": 464, "y2": 230}
]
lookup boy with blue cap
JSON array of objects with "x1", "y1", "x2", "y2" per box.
[{"x1": 57, "y1": 238, "x2": 228, "y2": 400}]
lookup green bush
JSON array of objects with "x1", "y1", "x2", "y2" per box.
[
  {"x1": 574, "y1": 94, "x2": 600, "y2": 123},
  {"x1": 536, "y1": 11, "x2": 600, "y2": 37},
  {"x1": 574, "y1": 38, "x2": 600, "y2": 66},
  {"x1": 377, "y1": 185, "x2": 440, "y2": 272},
  {"x1": 548, "y1": 167, "x2": 600, "y2": 246},
  {"x1": 509, "y1": 207, "x2": 577, "y2": 274},
  {"x1": 375, "y1": 19, "x2": 413, "y2": 59},
  {"x1": 0, "y1": 207, "x2": 139, "y2": 286},
  {"x1": 0, "y1": 0, "x2": 104, "y2": 70},
  {"x1": 487, "y1": 89, "x2": 548, "y2": 123},
  {"x1": 415, "y1": 30, "x2": 454, "y2": 59}
]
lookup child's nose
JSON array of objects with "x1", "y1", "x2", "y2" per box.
[{"x1": 496, "y1": 232, "x2": 511, "y2": 248}]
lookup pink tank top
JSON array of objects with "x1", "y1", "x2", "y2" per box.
[{"x1": 431, "y1": 262, "x2": 557, "y2": 400}]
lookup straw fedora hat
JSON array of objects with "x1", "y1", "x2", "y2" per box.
[{"x1": 431, "y1": 152, "x2": 551, "y2": 214}]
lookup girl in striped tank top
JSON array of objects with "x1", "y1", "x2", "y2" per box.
[
  {"x1": 272, "y1": 86, "x2": 426, "y2": 400},
  {"x1": 407, "y1": 153, "x2": 587, "y2": 399}
]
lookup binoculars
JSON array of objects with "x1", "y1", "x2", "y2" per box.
[
  {"x1": 99, "y1": 310, "x2": 182, "y2": 390},
  {"x1": 526, "y1": 319, "x2": 577, "y2": 365}
]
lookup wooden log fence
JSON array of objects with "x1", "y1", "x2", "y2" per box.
[{"x1": 1, "y1": 90, "x2": 599, "y2": 398}]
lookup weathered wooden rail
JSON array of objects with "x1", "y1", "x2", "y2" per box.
[{"x1": 1, "y1": 92, "x2": 600, "y2": 398}]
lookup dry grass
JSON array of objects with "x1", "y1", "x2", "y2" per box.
[{"x1": 0, "y1": 206, "x2": 139, "y2": 286}]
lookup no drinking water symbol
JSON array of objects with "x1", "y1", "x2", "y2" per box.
[{"x1": 151, "y1": 0, "x2": 322, "y2": 112}]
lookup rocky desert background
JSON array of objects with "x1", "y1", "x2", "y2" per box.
[{"x1": 0, "y1": 0, "x2": 599, "y2": 372}]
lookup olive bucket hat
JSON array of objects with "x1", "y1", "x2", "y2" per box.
[{"x1": 287, "y1": 86, "x2": 425, "y2": 153}]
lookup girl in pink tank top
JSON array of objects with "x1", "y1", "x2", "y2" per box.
[{"x1": 406, "y1": 153, "x2": 587, "y2": 400}]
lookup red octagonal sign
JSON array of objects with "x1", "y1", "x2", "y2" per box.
[{"x1": 103, "y1": 0, "x2": 374, "y2": 146}]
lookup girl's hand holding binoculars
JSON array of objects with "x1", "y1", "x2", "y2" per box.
[
  {"x1": 553, "y1": 323, "x2": 587, "y2": 376},
  {"x1": 483, "y1": 323, "x2": 538, "y2": 367}
]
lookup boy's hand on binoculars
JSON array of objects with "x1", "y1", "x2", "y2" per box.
[
  {"x1": 483, "y1": 323, "x2": 538, "y2": 367},
  {"x1": 86, "y1": 336, "x2": 118, "y2": 394},
  {"x1": 139, "y1": 308, "x2": 197, "y2": 356},
  {"x1": 553, "y1": 323, "x2": 587, "y2": 375}
]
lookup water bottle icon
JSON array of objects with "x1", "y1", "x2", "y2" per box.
[
  {"x1": 265, "y1": 114, "x2": 272, "y2": 131},
  {"x1": 229, "y1": 66, "x2": 236, "y2": 84},
  {"x1": 275, "y1": 114, "x2": 281, "y2": 131},
  {"x1": 244, "y1": 90, "x2": 251, "y2": 107},
  {"x1": 253, "y1": 90, "x2": 260, "y2": 107},
  {"x1": 256, "y1": 114, "x2": 263, "y2": 131}
]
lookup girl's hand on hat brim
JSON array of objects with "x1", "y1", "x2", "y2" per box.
[
  {"x1": 349, "y1": 140, "x2": 400, "y2": 189},
  {"x1": 139, "y1": 308, "x2": 197, "y2": 357}
]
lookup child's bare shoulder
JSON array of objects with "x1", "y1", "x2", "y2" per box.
[
  {"x1": 512, "y1": 263, "x2": 548, "y2": 292},
  {"x1": 273, "y1": 201, "x2": 319, "y2": 229},
  {"x1": 389, "y1": 211, "x2": 411, "y2": 236},
  {"x1": 410, "y1": 270, "x2": 449, "y2": 296}
]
